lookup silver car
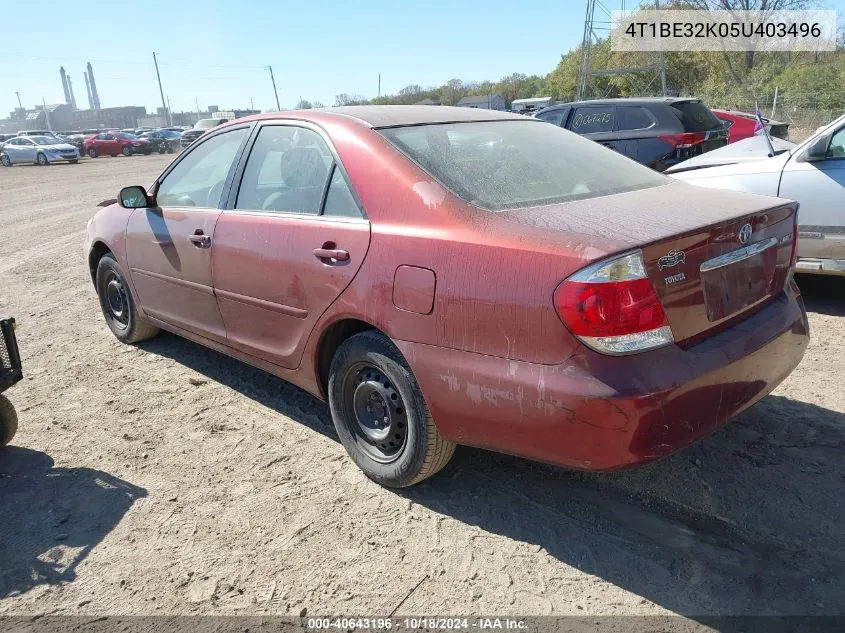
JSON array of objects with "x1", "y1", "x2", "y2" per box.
[
  {"x1": 668, "y1": 114, "x2": 845, "y2": 276},
  {"x1": 0, "y1": 135, "x2": 80, "y2": 167}
]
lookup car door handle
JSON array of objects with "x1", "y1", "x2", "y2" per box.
[
  {"x1": 313, "y1": 245, "x2": 349, "y2": 262},
  {"x1": 188, "y1": 233, "x2": 211, "y2": 248}
]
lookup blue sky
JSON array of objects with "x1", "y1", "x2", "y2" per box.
[{"x1": 1, "y1": 0, "x2": 843, "y2": 116}]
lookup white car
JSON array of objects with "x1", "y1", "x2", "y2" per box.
[
  {"x1": 0, "y1": 135, "x2": 80, "y2": 166},
  {"x1": 668, "y1": 114, "x2": 845, "y2": 276}
]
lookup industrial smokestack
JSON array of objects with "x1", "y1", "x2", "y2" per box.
[
  {"x1": 86, "y1": 62, "x2": 101, "y2": 110},
  {"x1": 67, "y1": 75, "x2": 77, "y2": 110},
  {"x1": 84, "y1": 71, "x2": 94, "y2": 110},
  {"x1": 60, "y1": 66, "x2": 71, "y2": 105}
]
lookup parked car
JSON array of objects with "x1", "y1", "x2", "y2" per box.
[
  {"x1": 0, "y1": 133, "x2": 15, "y2": 149},
  {"x1": 85, "y1": 106, "x2": 807, "y2": 488},
  {"x1": 180, "y1": 118, "x2": 229, "y2": 148},
  {"x1": 534, "y1": 97, "x2": 728, "y2": 171},
  {"x1": 0, "y1": 317, "x2": 22, "y2": 449},
  {"x1": 1, "y1": 135, "x2": 80, "y2": 166},
  {"x1": 713, "y1": 109, "x2": 790, "y2": 143},
  {"x1": 138, "y1": 129, "x2": 181, "y2": 153},
  {"x1": 84, "y1": 132, "x2": 153, "y2": 158},
  {"x1": 668, "y1": 112, "x2": 845, "y2": 276}
]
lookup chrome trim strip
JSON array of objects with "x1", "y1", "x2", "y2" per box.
[{"x1": 699, "y1": 237, "x2": 778, "y2": 273}]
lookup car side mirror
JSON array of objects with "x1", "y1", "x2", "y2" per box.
[
  {"x1": 119, "y1": 185, "x2": 150, "y2": 209},
  {"x1": 800, "y1": 134, "x2": 830, "y2": 162}
]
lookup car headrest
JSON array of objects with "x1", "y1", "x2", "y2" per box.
[{"x1": 280, "y1": 147, "x2": 326, "y2": 188}]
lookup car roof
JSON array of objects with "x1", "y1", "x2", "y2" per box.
[
  {"x1": 237, "y1": 105, "x2": 529, "y2": 129},
  {"x1": 537, "y1": 97, "x2": 700, "y2": 113}
]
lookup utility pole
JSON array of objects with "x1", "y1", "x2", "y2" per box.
[
  {"x1": 250, "y1": 97, "x2": 254, "y2": 110},
  {"x1": 153, "y1": 52, "x2": 171, "y2": 125},
  {"x1": 42, "y1": 97, "x2": 51, "y2": 131},
  {"x1": 656, "y1": 0, "x2": 667, "y2": 96},
  {"x1": 267, "y1": 65, "x2": 280, "y2": 111},
  {"x1": 15, "y1": 91, "x2": 23, "y2": 110},
  {"x1": 167, "y1": 95, "x2": 173, "y2": 124},
  {"x1": 378, "y1": 74, "x2": 381, "y2": 98},
  {"x1": 195, "y1": 97, "x2": 200, "y2": 114}
]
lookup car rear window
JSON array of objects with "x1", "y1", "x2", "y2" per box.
[
  {"x1": 670, "y1": 101, "x2": 722, "y2": 132},
  {"x1": 379, "y1": 121, "x2": 668, "y2": 211}
]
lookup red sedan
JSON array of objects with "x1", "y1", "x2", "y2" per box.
[
  {"x1": 83, "y1": 131, "x2": 153, "y2": 158},
  {"x1": 84, "y1": 106, "x2": 808, "y2": 487},
  {"x1": 712, "y1": 109, "x2": 790, "y2": 143}
]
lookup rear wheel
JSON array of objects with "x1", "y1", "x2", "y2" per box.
[
  {"x1": 36, "y1": 152, "x2": 48, "y2": 166},
  {"x1": 328, "y1": 330, "x2": 455, "y2": 487},
  {"x1": 0, "y1": 154, "x2": 11, "y2": 167},
  {"x1": 88, "y1": 147, "x2": 98, "y2": 158},
  {"x1": 0, "y1": 395, "x2": 18, "y2": 447},
  {"x1": 122, "y1": 146, "x2": 132, "y2": 157},
  {"x1": 95, "y1": 253, "x2": 159, "y2": 344}
]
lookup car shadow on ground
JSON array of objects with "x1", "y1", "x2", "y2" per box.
[
  {"x1": 796, "y1": 273, "x2": 845, "y2": 317},
  {"x1": 0, "y1": 447, "x2": 146, "y2": 599},
  {"x1": 144, "y1": 333, "x2": 845, "y2": 617}
]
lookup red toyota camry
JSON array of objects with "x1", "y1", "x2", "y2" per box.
[{"x1": 85, "y1": 106, "x2": 808, "y2": 487}]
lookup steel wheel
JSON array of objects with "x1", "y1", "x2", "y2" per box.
[
  {"x1": 104, "y1": 271, "x2": 130, "y2": 330},
  {"x1": 344, "y1": 363, "x2": 409, "y2": 464}
]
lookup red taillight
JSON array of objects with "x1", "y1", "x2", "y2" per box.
[
  {"x1": 554, "y1": 251, "x2": 674, "y2": 355},
  {"x1": 658, "y1": 132, "x2": 706, "y2": 149},
  {"x1": 556, "y1": 277, "x2": 669, "y2": 337}
]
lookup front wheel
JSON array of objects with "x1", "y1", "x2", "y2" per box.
[
  {"x1": 0, "y1": 154, "x2": 11, "y2": 167},
  {"x1": 122, "y1": 146, "x2": 132, "y2": 157},
  {"x1": 87, "y1": 148, "x2": 98, "y2": 158},
  {"x1": 36, "y1": 152, "x2": 48, "y2": 166},
  {"x1": 328, "y1": 330, "x2": 455, "y2": 487},
  {"x1": 0, "y1": 395, "x2": 18, "y2": 447},
  {"x1": 95, "y1": 254, "x2": 159, "y2": 344}
]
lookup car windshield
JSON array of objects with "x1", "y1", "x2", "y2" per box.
[
  {"x1": 194, "y1": 119, "x2": 221, "y2": 130},
  {"x1": 30, "y1": 136, "x2": 60, "y2": 145},
  {"x1": 116, "y1": 132, "x2": 138, "y2": 139},
  {"x1": 379, "y1": 120, "x2": 668, "y2": 211}
]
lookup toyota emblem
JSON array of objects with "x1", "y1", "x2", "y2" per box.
[{"x1": 738, "y1": 223, "x2": 753, "y2": 244}]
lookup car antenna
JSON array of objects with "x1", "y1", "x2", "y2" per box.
[{"x1": 754, "y1": 102, "x2": 777, "y2": 157}]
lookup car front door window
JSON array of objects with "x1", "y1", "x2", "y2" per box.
[
  {"x1": 156, "y1": 128, "x2": 249, "y2": 208},
  {"x1": 826, "y1": 128, "x2": 845, "y2": 159}
]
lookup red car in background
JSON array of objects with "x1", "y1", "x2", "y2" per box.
[
  {"x1": 83, "y1": 131, "x2": 153, "y2": 158},
  {"x1": 713, "y1": 109, "x2": 790, "y2": 143},
  {"x1": 84, "y1": 106, "x2": 808, "y2": 488}
]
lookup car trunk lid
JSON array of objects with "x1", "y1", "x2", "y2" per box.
[{"x1": 497, "y1": 180, "x2": 797, "y2": 347}]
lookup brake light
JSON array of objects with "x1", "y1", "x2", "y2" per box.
[
  {"x1": 658, "y1": 132, "x2": 706, "y2": 149},
  {"x1": 554, "y1": 251, "x2": 674, "y2": 355}
]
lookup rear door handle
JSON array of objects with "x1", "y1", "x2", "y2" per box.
[
  {"x1": 188, "y1": 231, "x2": 211, "y2": 248},
  {"x1": 313, "y1": 245, "x2": 349, "y2": 262}
]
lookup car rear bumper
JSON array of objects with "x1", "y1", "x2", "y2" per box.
[{"x1": 397, "y1": 278, "x2": 809, "y2": 471}]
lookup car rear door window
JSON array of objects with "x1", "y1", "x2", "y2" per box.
[
  {"x1": 236, "y1": 125, "x2": 333, "y2": 215},
  {"x1": 570, "y1": 106, "x2": 614, "y2": 134},
  {"x1": 617, "y1": 106, "x2": 654, "y2": 131},
  {"x1": 322, "y1": 165, "x2": 362, "y2": 218},
  {"x1": 156, "y1": 127, "x2": 249, "y2": 208}
]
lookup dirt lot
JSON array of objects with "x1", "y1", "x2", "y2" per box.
[{"x1": 1, "y1": 155, "x2": 844, "y2": 620}]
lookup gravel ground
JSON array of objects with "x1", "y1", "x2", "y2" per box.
[{"x1": 0, "y1": 155, "x2": 844, "y2": 620}]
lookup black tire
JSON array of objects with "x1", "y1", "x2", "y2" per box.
[
  {"x1": 0, "y1": 154, "x2": 11, "y2": 167},
  {"x1": 95, "y1": 253, "x2": 159, "y2": 344},
  {"x1": 88, "y1": 147, "x2": 98, "y2": 158},
  {"x1": 328, "y1": 330, "x2": 455, "y2": 487},
  {"x1": 0, "y1": 395, "x2": 18, "y2": 447},
  {"x1": 36, "y1": 152, "x2": 48, "y2": 166},
  {"x1": 122, "y1": 146, "x2": 132, "y2": 157}
]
